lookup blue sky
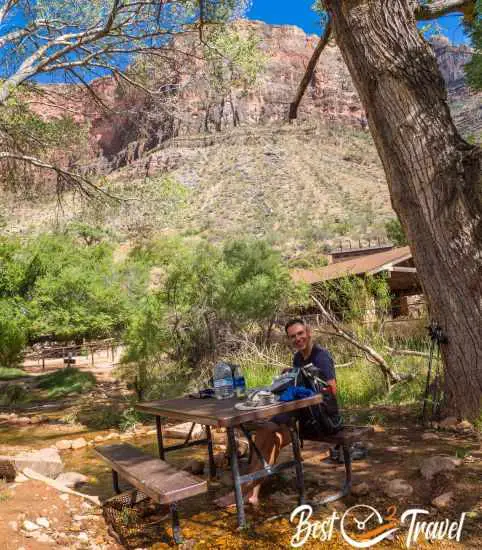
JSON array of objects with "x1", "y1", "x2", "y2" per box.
[{"x1": 247, "y1": 0, "x2": 470, "y2": 45}]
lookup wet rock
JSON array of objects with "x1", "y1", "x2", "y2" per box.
[
  {"x1": 146, "y1": 429, "x2": 157, "y2": 436},
  {"x1": 420, "y1": 456, "x2": 461, "y2": 480},
  {"x1": 456, "y1": 420, "x2": 474, "y2": 433},
  {"x1": 439, "y1": 417, "x2": 458, "y2": 430},
  {"x1": 164, "y1": 422, "x2": 205, "y2": 440},
  {"x1": 71, "y1": 437, "x2": 87, "y2": 450},
  {"x1": 56, "y1": 439, "x2": 73, "y2": 451},
  {"x1": 421, "y1": 432, "x2": 439, "y2": 441},
  {"x1": 94, "y1": 435, "x2": 105, "y2": 443},
  {"x1": 36, "y1": 517, "x2": 50, "y2": 528},
  {"x1": 22, "y1": 520, "x2": 40, "y2": 532},
  {"x1": 56, "y1": 472, "x2": 88, "y2": 488},
  {"x1": 432, "y1": 491, "x2": 454, "y2": 509},
  {"x1": 2, "y1": 447, "x2": 63, "y2": 478},
  {"x1": 119, "y1": 433, "x2": 131, "y2": 440},
  {"x1": 352, "y1": 482, "x2": 370, "y2": 497},
  {"x1": 373, "y1": 425, "x2": 385, "y2": 433},
  {"x1": 184, "y1": 459, "x2": 205, "y2": 475},
  {"x1": 384, "y1": 479, "x2": 413, "y2": 498},
  {"x1": 104, "y1": 432, "x2": 118, "y2": 440}
]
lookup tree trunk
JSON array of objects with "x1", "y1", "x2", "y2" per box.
[{"x1": 325, "y1": 0, "x2": 481, "y2": 418}]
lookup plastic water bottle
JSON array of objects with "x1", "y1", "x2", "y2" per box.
[
  {"x1": 213, "y1": 362, "x2": 234, "y2": 400},
  {"x1": 232, "y1": 365, "x2": 246, "y2": 398}
]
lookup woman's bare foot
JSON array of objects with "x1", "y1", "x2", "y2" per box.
[{"x1": 215, "y1": 490, "x2": 260, "y2": 509}]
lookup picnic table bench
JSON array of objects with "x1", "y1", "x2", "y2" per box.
[{"x1": 95, "y1": 443, "x2": 207, "y2": 544}]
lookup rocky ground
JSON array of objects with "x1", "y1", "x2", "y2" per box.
[{"x1": 1, "y1": 364, "x2": 481, "y2": 549}]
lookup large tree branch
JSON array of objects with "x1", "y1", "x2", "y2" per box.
[
  {"x1": 415, "y1": 0, "x2": 474, "y2": 20},
  {"x1": 0, "y1": 151, "x2": 123, "y2": 200},
  {"x1": 289, "y1": 0, "x2": 474, "y2": 119},
  {"x1": 289, "y1": 19, "x2": 332, "y2": 121}
]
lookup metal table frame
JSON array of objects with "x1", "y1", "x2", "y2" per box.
[{"x1": 137, "y1": 396, "x2": 322, "y2": 528}]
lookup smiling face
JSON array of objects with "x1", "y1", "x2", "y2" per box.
[{"x1": 286, "y1": 322, "x2": 312, "y2": 356}]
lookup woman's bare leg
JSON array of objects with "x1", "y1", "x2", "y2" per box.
[{"x1": 215, "y1": 422, "x2": 291, "y2": 508}]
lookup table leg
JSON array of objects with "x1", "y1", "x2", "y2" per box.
[
  {"x1": 155, "y1": 416, "x2": 165, "y2": 460},
  {"x1": 205, "y1": 425, "x2": 217, "y2": 479},
  {"x1": 289, "y1": 424, "x2": 305, "y2": 506},
  {"x1": 227, "y1": 427, "x2": 246, "y2": 528}
]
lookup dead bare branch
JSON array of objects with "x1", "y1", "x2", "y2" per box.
[
  {"x1": 311, "y1": 295, "x2": 403, "y2": 389},
  {"x1": 289, "y1": 18, "x2": 332, "y2": 121}
]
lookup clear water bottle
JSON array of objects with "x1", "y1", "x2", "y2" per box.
[
  {"x1": 213, "y1": 362, "x2": 234, "y2": 400},
  {"x1": 232, "y1": 365, "x2": 246, "y2": 398}
]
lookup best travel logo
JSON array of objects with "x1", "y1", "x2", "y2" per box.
[{"x1": 290, "y1": 503, "x2": 466, "y2": 548}]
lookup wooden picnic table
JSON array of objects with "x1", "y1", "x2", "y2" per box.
[{"x1": 136, "y1": 394, "x2": 322, "y2": 528}]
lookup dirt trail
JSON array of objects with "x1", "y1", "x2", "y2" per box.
[{"x1": 1, "y1": 364, "x2": 481, "y2": 549}]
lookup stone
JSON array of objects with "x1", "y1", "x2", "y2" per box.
[
  {"x1": 120, "y1": 433, "x2": 131, "y2": 440},
  {"x1": 31, "y1": 532, "x2": 54, "y2": 544},
  {"x1": 59, "y1": 494, "x2": 69, "y2": 501},
  {"x1": 421, "y1": 432, "x2": 439, "y2": 441},
  {"x1": 439, "y1": 417, "x2": 459, "y2": 430},
  {"x1": 184, "y1": 459, "x2": 204, "y2": 475},
  {"x1": 22, "y1": 520, "x2": 40, "y2": 532},
  {"x1": 384, "y1": 479, "x2": 413, "y2": 498},
  {"x1": 78, "y1": 532, "x2": 89, "y2": 542},
  {"x1": 36, "y1": 517, "x2": 50, "y2": 529},
  {"x1": 420, "y1": 456, "x2": 461, "y2": 480},
  {"x1": 164, "y1": 422, "x2": 205, "y2": 440},
  {"x1": 14, "y1": 473, "x2": 28, "y2": 482},
  {"x1": 146, "y1": 429, "x2": 157, "y2": 436},
  {"x1": 14, "y1": 416, "x2": 32, "y2": 425},
  {"x1": 352, "y1": 482, "x2": 370, "y2": 497},
  {"x1": 56, "y1": 472, "x2": 88, "y2": 488},
  {"x1": 1, "y1": 447, "x2": 63, "y2": 478},
  {"x1": 456, "y1": 420, "x2": 474, "y2": 432},
  {"x1": 55, "y1": 439, "x2": 73, "y2": 451},
  {"x1": 71, "y1": 437, "x2": 87, "y2": 450},
  {"x1": 104, "y1": 432, "x2": 118, "y2": 440},
  {"x1": 8, "y1": 520, "x2": 18, "y2": 531},
  {"x1": 94, "y1": 435, "x2": 105, "y2": 443},
  {"x1": 432, "y1": 491, "x2": 454, "y2": 509}
]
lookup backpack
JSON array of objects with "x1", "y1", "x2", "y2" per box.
[{"x1": 295, "y1": 363, "x2": 344, "y2": 438}]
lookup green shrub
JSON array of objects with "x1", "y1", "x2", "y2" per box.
[
  {"x1": 0, "y1": 367, "x2": 28, "y2": 381},
  {"x1": 0, "y1": 300, "x2": 28, "y2": 368},
  {"x1": 36, "y1": 367, "x2": 96, "y2": 398}
]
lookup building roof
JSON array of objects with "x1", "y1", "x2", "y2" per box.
[{"x1": 291, "y1": 246, "x2": 412, "y2": 284}]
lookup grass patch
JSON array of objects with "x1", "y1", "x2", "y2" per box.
[
  {"x1": 0, "y1": 367, "x2": 29, "y2": 381},
  {"x1": 36, "y1": 367, "x2": 96, "y2": 398}
]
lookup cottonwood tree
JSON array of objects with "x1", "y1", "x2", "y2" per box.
[
  {"x1": 0, "y1": 0, "x2": 251, "y2": 195},
  {"x1": 292, "y1": 0, "x2": 481, "y2": 419}
]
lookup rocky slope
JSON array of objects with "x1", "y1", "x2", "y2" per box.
[
  {"x1": 4, "y1": 22, "x2": 479, "y2": 255},
  {"x1": 31, "y1": 21, "x2": 480, "y2": 164}
]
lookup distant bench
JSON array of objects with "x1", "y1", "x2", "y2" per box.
[{"x1": 95, "y1": 443, "x2": 207, "y2": 544}]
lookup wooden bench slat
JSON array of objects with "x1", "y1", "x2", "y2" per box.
[{"x1": 95, "y1": 444, "x2": 207, "y2": 504}]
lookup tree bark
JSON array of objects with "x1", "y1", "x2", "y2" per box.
[{"x1": 325, "y1": 0, "x2": 481, "y2": 418}]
